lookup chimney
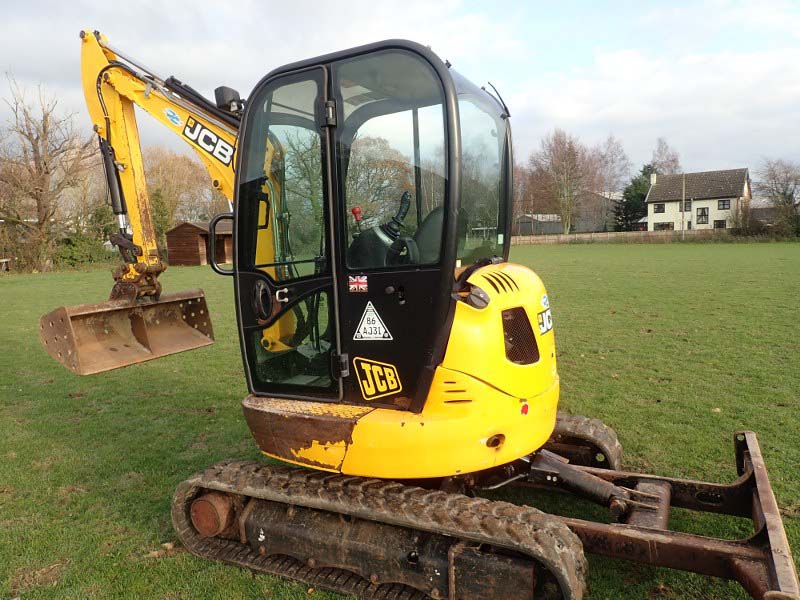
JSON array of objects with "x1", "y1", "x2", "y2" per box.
[{"x1": 650, "y1": 173, "x2": 657, "y2": 185}]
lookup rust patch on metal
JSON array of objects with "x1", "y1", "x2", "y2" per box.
[
  {"x1": 39, "y1": 289, "x2": 214, "y2": 375},
  {"x1": 190, "y1": 492, "x2": 234, "y2": 537},
  {"x1": 242, "y1": 396, "x2": 373, "y2": 471}
]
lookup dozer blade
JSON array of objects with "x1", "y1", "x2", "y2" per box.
[{"x1": 39, "y1": 289, "x2": 214, "y2": 375}]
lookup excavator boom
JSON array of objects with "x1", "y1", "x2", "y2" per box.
[{"x1": 40, "y1": 31, "x2": 239, "y2": 374}]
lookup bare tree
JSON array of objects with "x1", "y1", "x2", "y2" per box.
[
  {"x1": 596, "y1": 135, "x2": 631, "y2": 193},
  {"x1": 530, "y1": 129, "x2": 598, "y2": 233},
  {"x1": 59, "y1": 161, "x2": 106, "y2": 235},
  {"x1": 0, "y1": 81, "x2": 95, "y2": 269},
  {"x1": 345, "y1": 135, "x2": 413, "y2": 228},
  {"x1": 143, "y1": 146, "x2": 217, "y2": 224},
  {"x1": 650, "y1": 137, "x2": 682, "y2": 175},
  {"x1": 757, "y1": 158, "x2": 800, "y2": 235}
]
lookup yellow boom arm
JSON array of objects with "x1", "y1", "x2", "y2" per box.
[
  {"x1": 80, "y1": 29, "x2": 238, "y2": 299},
  {"x1": 38, "y1": 31, "x2": 244, "y2": 375}
]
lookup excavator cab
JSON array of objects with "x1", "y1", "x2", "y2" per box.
[{"x1": 230, "y1": 41, "x2": 512, "y2": 410}]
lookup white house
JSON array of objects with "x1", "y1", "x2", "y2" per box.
[{"x1": 645, "y1": 168, "x2": 751, "y2": 232}]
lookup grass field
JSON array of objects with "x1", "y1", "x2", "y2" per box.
[{"x1": 1, "y1": 242, "x2": 799, "y2": 599}]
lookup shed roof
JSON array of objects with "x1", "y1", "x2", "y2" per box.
[
  {"x1": 647, "y1": 168, "x2": 749, "y2": 203},
  {"x1": 166, "y1": 220, "x2": 233, "y2": 234}
]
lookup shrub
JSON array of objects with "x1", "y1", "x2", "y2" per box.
[{"x1": 54, "y1": 234, "x2": 116, "y2": 268}]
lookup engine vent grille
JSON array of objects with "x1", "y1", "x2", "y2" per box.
[
  {"x1": 481, "y1": 271, "x2": 519, "y2": 294},
  {"x1": 502, "y1": 307, "x2": 539, "y2": 365}
]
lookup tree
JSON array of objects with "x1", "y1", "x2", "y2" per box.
[
  {"x1": 143, "y1": 146, "x2": 216, "y2": 226},
  {"x1": 596, "y1": 134, "x2": 631, "y2": 193},
  {"x1": 650, "y1": 137, "x2": 682, "y2": 175},
  {"x1": 0, "y1": 81, "x2": 95, "y2": 270},
  {"x1": 757, "y1": 158, "x2": 800, "y2": 235},
  {"x1": 150, "y1": 189, "x2": 172, "y2": 250},
  {"x1": 345, "y1": 135, "x2": 413, "y2": 228},
  {"x1": 615, "y1": 164, "x2": 654, "y2": 231},
  {"x1": 530, "y1": 129, "x2": 599, "y2": 233}
]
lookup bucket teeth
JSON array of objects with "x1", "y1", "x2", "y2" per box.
[{"x1": 39, "y1": 289, "x2": 214, "y2": 375}]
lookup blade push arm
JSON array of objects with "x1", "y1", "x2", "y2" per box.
[{"x1": 80, "y1": 30, "x2": 239, "y2": 299}]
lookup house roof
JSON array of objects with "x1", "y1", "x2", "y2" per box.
[
  {"x1": 646, "y1": 168, "x2": 749, "y2": 203},
  {"x1": 517, "y1": 213, "x2": 561, "y2": 222},
  {"x1": 166, "y1": 220, "x2": 233, "y2": 234}
]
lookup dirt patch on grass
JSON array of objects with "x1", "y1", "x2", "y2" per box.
[
  {"x1": 32, "y1": 456, "x2": 58, "y2": 471},
  {"x1": 10, "y1": 560, "x2": 68, "y2": 595},
  {"x1": 143, "y1": 541, "x2": 184, "y2": 560},
  {"x1": 780, "y1": 501, "x2": 800, "y2": 517}
]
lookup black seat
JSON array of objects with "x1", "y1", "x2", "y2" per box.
[{"x1": 414, "y1": 206, "x2": 443, "y2": 264}]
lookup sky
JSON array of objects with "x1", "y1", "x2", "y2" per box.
[{"x1": 2, "y1": 0, "x2": 798, "y2": 178}]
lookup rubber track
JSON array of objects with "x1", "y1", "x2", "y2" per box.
[
  {"x1": 172, "y1": 460, "x2": 587, "y2": 599},
  {"x1": 544, "y1": 413, "x2": 624, "y2": 470}
]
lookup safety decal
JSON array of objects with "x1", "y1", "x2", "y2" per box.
[
  {"x1": 353, "y1": 357, "x2": 402, "y2": 401},
  {"x1": 183, "y1": 117, "x2": 234, "y2": 166},
  {"x1": 348, "y1": 275, "x2": 368, "y2": 293},
  {"x1": 353, "y1": 301, "x2": 392, "y2": 340},
  {"x1": 537, "y1": 309, "x2": 553, "y2": 335},
  {"x1": 163, "y1": 108, "x2": 183, "y2": 127}
]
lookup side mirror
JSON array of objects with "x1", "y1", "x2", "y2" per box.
[
  {"x1": 214, "y1": 86, "x2": 242, "y2": 113},
  {"x1": 207, "y1": 212, "x2": 234, "y2": 276}
]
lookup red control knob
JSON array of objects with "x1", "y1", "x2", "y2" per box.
[{"x1": 351, "y1": 206, "x2": 362, "y2": 222}]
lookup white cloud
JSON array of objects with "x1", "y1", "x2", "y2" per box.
[
  {"x1": 1, "y1": 0, "x2": 798, "y2": 176},
  {"x1": 510, "y1": 45, "x2": 800, "y2": 172}
]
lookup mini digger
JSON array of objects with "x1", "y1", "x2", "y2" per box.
[{"x1": 38, "y1": 31, "x2": 799, "y2": 599}]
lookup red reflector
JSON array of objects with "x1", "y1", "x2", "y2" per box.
[{"x1": 521, "y1": 404, "x2": 529, "y2": 415}]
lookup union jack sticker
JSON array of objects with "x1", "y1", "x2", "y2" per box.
[{"x1": 348, "y1": 275, "x2": 368, "y2": 293}]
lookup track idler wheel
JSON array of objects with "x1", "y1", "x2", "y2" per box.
[
  {"x1": 190, "y1": 492, "x2": 235, "y2": 537},
  {"x1": 543, "y1": 413, "x2": 624, "y2": 470}
]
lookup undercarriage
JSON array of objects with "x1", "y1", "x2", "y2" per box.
[{"x1": 172, "y1": 416, "x2": 799, "y2": 600}]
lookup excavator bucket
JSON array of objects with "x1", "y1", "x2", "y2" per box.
[{"x1": 39, "y1": 289, "x2": 214, "y2": 375}]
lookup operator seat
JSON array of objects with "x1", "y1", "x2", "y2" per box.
[{"x1": 414, "y1": 206, "x2": 444, "y2": 264}]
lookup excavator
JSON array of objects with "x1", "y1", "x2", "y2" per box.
[{"x1": 38, "y1": 31, "x2": 798, "y2": 599}]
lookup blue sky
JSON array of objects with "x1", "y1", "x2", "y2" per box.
[{"x1": 2, "y1": 0, "x2": 798, "y2": 180}]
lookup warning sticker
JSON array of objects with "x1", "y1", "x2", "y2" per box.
[{"x1": 353, "y1": 301, "x2": 393, "y2": 341}]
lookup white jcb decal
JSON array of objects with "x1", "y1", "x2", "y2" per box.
[
  {"x1": 353, "y1": 301, "x2": 393, "y2": 341},
  {"x1": 537, "y1": 309, "x2": 553, "y2": 335},
  {"x1": 183, "y1": 117, "x2": 234, "y2": 165}
]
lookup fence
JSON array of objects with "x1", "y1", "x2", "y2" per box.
[{"x1": 511, "y1": 228, "x2": 730, "y2": 245}]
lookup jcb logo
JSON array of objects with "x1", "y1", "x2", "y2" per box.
[
  {"x1": 183, "y1": 117, "x2": 234, "y2": 166},
  {"x1": 353, "y1": 357, "x2": 402, "y2": 401}
]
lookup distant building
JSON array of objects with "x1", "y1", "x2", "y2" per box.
[
  {"x1": 513, "y1": 214, "x2": 562, "y2": 235},
  {"x1": 631, "y1": 216, "x2": 648, "y2": 232},
  {"x1": 575, "y1": 190, "x2": 620, "y2": 233},
  {"x1": 645, "y1": 168, "x2": 751, "y2": 232},
  {"x1": 166, "y1": 221, "x2": 233, "y2": 266},
  {"x1": 749, "y1": 196, "x2": 779, "y2": 225}
]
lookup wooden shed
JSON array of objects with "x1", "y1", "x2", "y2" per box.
[{"x1": 165, "y1": 221, "x2": 233, "y2": 266}]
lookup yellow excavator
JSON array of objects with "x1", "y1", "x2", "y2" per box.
[{"x1": 39, "y1": 31, "x2": 798, "y2": 599}]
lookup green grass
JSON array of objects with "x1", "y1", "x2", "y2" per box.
[{"x1": 1, "y1": 242, "x2": 798, "y2": 599}]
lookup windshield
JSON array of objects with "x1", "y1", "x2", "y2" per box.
[{"x1": 451, "y1": 70, "x2": 510, "y2": 263}]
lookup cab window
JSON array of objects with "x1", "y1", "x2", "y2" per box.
[{"x1": 333, "y1": 50, "x2": 447, "y2": 269}]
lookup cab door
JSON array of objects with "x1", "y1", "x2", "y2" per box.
[
  {"x1": 330, "y1": 49, "x2": 453, "y2": 411},
  {"x1": 234, "y1": 67, "x2": 343, "y2": 400}
]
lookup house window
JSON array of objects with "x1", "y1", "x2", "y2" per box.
[
  {"x1": 687, "y1": 221, "x2": 692, "y2": 230},
  {"x1": 714, "y1": 219, "x2": 727, "y2": 229},
  {"x1": 718, "y1": 199, "x2": 730, "y2": 210},
  {"x1": 683, "y1": 200, "x2": 692, "y2": 212},
  {"x1": 697, "y1": 207, "x2": 709, "y2": 224},
  {"x1": 654, "y1": 222, "x2": 674, "y2": 231},
  {"x1": 653, "y1": 203, "x2": 665, "y2": 213}
]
